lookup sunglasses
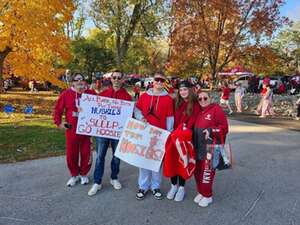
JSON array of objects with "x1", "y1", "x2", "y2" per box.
[
  {"x1": 198, "y1": 97, "x2": 208, "y2": 101},
  {"x1": 154, "y1": 77, "x2": 166, "y2": 83},
  {"x1": 73, "y1": 78, "x2": 83, "y2": 82},
  {"x1": 112, "y1": 76, "x2": 122, "y2": 80}
]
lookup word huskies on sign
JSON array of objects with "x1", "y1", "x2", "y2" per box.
[
  {"x1": 115, "y1": 118, "x2": 170, "y2": 172},
  {"x1": 76, "y1": 94, "x2": 134, "y2": 140}
]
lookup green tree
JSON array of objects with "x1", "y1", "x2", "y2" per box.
[
  {"x1": 67, "y1": 36, "x2": 115, "y2": 78},
  {"x1": 271, "y1": 22, "x2": 300, "y2": 74},
  {"x1": 90, "y1": 0, "x2": 170, "y2": 68}
]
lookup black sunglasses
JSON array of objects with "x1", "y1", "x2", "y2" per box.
[
  {"x1": 154, "y1": 77, "x2": 165, "y2": 83},
  {"x1": 112, "y1": 76, "x2": 122, "y2": 80},
  {"x1": 73, "y1": 78, "x2": 83, "y2": 82},
  {"x1": 198, "y1": 97, "x2": 208, "y2": 101}
]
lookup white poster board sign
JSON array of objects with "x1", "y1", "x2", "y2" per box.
[
  {"x1": 76, "y1": 93, "x2": 134, "y2": 140},
  {"x1": 115, "y1": 118, "x2": 170, "y2": 172}
]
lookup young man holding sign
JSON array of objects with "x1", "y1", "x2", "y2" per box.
[
  {"x1": 88, "y1": 70, "x2": 132, "y2": 196},
  {"x1": 54, "y1": 73, "x2": 95, "y2": 187},
  {"x1": 134, "y1": 72, "x2": 174, "y2": 200}
]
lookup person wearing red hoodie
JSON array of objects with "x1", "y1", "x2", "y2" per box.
[
  {"x1": 88, "y1": 70, "x2": 132, "y2": 196},
  {"x1": 53, "y1": 73, "x2": 96, "y2": 187},
  {"x1": 163, "y1": 80, "x2": 200, "y2": 202},
  {"x1": 220, "y1": 82, "x2": 233, "y2": 114},
  {"x1": 134, "y1": 72, "x2": 174, "y2": 200},
  {"x1": 193, "y1": 91, "x2": 229, "y2": 207}
]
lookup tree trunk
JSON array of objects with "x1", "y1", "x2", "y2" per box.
[{"x1": 0, "y1": 47, "x2": 12, "y2": 92}]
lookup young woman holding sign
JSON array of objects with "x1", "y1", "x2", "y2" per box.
[{"x1": 163, "y1": 80, "x2": 200, "y2": 202}]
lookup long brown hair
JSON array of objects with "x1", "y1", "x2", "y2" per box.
[{"x1": 175, "y1": 87, "x2": 197, "y2": 116}]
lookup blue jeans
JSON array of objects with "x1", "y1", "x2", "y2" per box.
[{"x1": 93, "y1": 137, "x2": 120, "y2": 184}]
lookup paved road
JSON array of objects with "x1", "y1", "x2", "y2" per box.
[
  {"x1": 229, "y1": 112, "x2": 300, "y2": 132},
  {"x1": 0, "y1": 120, "x2": 299, "y2": 225}
]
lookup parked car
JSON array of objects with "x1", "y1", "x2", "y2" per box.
[{"x1": 232, "y1": 74, "x2": 253, "y2": 89}]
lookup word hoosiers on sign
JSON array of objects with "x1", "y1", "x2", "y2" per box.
[
  {"x1": 119, "y1": 135, "x2": 164, "y2": 161},
  {"x1": 115, "y1": 118, "x2": 170, "y2": 172}
]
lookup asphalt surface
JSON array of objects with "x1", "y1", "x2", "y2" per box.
[
  {"x1": 0, "y1": 119, "x2": 299, "y2": 225},
  {"x1": 229, "y1": 112, "x2": 300, "y2": 132}
]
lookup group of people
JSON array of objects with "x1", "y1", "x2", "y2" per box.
[
  {"x1": 53, "y1": 70, "x2": 229, "y2": 208},
  {"x1": 219, "y1": 81, "x2": 247, "y2": 115},
  {"x1": 219, "y1": 79, "x2": 276, "y2": 118},
  {"x1": 255, "y1": 81, "x2": 275, "y2": 118}
]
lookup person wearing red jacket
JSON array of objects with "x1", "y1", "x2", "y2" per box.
[
  {"x1": 193, "y1": 91, "x2": 229, "y2": 207},
  {"x1": 220, "y1": 82, "x2": 233, "y2": 114},
  {"x1": 88, "y1": 70, "x2": 132, "y2": 196},
  {"x1": 134, "y1": 72, "x2": 174, "y2": 200},
  {"x1": 163, "y1": 80, "x2": 200, "y2": 202},
  {"x1": 53, "y1": 73, "x2": 96, "y2": 187},
  {"x1": 133, "y1": 83, "x2": 141, "y2": 100}
]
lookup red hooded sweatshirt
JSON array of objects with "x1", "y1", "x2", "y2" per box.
[
  {"x1": 194, "y1": 103, "x2": 229, "y2": 136},
  {"x1": 99, "y1": 87, "x2": 132, "y2": 101},
  {"x1": 53, "y1": 88, "x2": 96, "y2": 129},
  {"x1": 174, "y1": 101, "x2": 201, "y2": 129},
  {"x1": 221, "y1": 87, "x2": 231, "y2": 100},
  {"x1": 135, "y1": 89, "x2": 174, "y2": 130}
]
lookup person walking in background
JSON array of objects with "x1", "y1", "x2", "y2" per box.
[
  {"x1": 234, "y1": 83, "x2": 246, "y2": 113},
  {"x1": 88, "y1": 70, "x2": 132, "y2": 196},
  {"x1": 220, "y1": 82, "x2": 233, "y2": 115},
  {"x1": 163, "y1": 80, "x2": 200, "y2": 202},
  {"x1": 193, "y1": 91, "x2": 229, "y2": 207},
  {"x1": 133, "y1": 83, "x2": 141, "y2": 100},
  {"x1": 134, "y1": 72, "x2": 174, "y2": 200},
  {"x1": 53, "y1": 73, "x2": 95, "y2": 187},
  {"x1": 260, "y1": 83, "x2": 274, "y2": 118}
]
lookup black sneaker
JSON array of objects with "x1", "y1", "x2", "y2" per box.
[
  {"x1": 152, "y1": 189, "x2": 163, "y2": 200},
  {"x1": 136, "y1": 189, "x2": 147, "y2": 200}
]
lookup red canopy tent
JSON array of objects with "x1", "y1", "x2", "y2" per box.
[{"x1": 218, "y1": 66, "x2": 254, "y2": 77}]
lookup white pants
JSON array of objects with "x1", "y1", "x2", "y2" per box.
[
  {"x1": 138, "y1": 168, "x2": 162, "y2": 191},
  {"x1": 235, "y1": 96, "x2": 242, "y2": 112}
]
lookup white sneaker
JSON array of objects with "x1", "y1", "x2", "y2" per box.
[
  {"x1": 198, "y1": 197, "x2": 213, "y2": 207},
  {"x1": 228, "y1": 110, "x2": 233, "y2": 115},
  {"x1": 80, "y1": 176, "x2": 89, "y2": 185},
  {"x1": 166, "y1": 185, "x2": 178, "y2": 200},
  {"x1": 110, "y1": 179, "x2": 122, "y2": 190},
  {"x1": 66, "y1": 176, "x2": 80, "y2": 187},
  {"x1": 174, "y1": 186, "x2": 185, "y2": 202},
  {"x1": 88, "y1": 184, "x2": 102, "y2": 196},
  {"x1": 193, "y1": 193, "x2": 204, "y2": 203}
]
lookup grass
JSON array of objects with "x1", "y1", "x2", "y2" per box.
[
  {"x1": 0, "y1": 119, "x2": 66, "y2": 163},
  {"x1": 0, "y1": 90, "x2": 66, "y2": 163},
  {"x1": 0, "y1": 88, "x2": 135, "y2": 163}
]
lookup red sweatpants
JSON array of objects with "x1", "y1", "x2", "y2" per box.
[
  {"x1": 194, "y1": 160, "x2": 216, "y2": 197},
  {"x1": 66, "y1": 131, "x2": 92, "y2": 176}
]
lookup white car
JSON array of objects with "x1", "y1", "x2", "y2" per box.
[
  {"x1": 144, "y1": 77, "x2": 154, "y2": 87},
  {"x1": 233, "y1": 75, "x2": 253, "y2": 89}
]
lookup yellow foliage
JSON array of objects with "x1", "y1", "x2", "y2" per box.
[{"x1": 0, "y1": 0, "x2": 75, "y2": 87}]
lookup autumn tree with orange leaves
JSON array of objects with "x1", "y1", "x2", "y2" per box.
[
  {"x1": 0, "y1": 0, "x2": 75, "y2": 91},
  {"x1": 167, "y1": 0, "x2": 287, "y2": 82}
]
